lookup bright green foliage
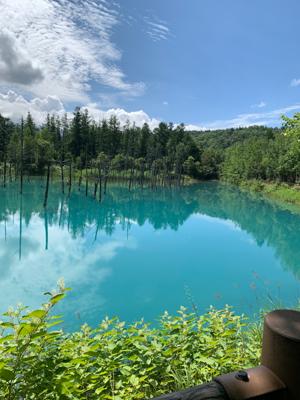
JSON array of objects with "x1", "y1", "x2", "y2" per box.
[
  {"x1": 0, "y1": 287, "x2": 261, "y2": 399},
  {"x1": 190, "y1": 126, "x2": 278, "y2": 180},
  {"x1": 221, "y1": 115, "x2": 300, "y2": 185},
  {"x1": 282, "y1": 113, "x2": 300, "y2": 140}
]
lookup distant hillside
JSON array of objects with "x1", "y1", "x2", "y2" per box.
[{"x1": 188, "y1": 126, "x2": 281, "y2": 151}]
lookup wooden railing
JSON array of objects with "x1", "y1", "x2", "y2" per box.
[{"x1": 151, "y1": 309, "x2": 300, "y2": 400}]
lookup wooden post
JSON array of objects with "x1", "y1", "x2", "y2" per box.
[{"x1": 261, "y1": 310, "x2": 300, "y2": 400}]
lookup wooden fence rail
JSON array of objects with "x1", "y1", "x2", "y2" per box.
[{"x1": 152, "y1": 381, "x2": 228, "y2": 399}]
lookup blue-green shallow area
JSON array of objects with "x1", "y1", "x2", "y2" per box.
[{"x1": 0, "y1": 180, "x2": 300, "y2": 330}]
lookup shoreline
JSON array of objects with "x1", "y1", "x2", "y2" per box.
[{"x1": 232, "y1": 179, "x2": 300, "y2": 213}]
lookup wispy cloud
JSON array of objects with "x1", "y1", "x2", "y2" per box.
[
  {"x1": 252, "y1": 101, "x2": 267, "y2": 109},
  {"x1": 291, "y1": 78, "x2": 300, "y2": 87},
  {"x1": 144, "y1": 16, "x2": 171, "y2": 42},
  {"x1": 202, "y1": 104, "x2": 300, "y2": 130},
  {"x1": 182, "y1": 104, "x2": 300, "y2": 131},
  {"x1": 0, "y1": 0, "x2": 144, "y2": 102}
]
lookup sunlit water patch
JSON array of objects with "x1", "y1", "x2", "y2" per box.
[{"x1": 0, "y1": 180, "x2": 300, "y2": 330}]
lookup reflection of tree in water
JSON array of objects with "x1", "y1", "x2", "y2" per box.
[
  {"x1": 1, "y1": 180, "x2": 300, "y2": 279},
  {"x1": 194, "y1": 183, "x2": 300, "y2": 280},
  {"x1": 0, "y1": 180, "x2": 199, "y2": 239}
]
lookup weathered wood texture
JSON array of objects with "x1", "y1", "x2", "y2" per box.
[{"x1": 150, "y1": 381, "x2": 228, "y2": 400}]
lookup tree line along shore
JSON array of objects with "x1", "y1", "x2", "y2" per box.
[{"x1": 0, "y1": 109, "x2": 300, "y2": 205}]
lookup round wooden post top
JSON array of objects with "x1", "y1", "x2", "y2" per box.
[
  {"x1": 264, "y1": 309, "x2": 300, "y2": 342},
  {"x1": 262, "y1": 309, "x2": 300, "y2": 400}
]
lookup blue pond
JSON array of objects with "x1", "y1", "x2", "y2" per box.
[{"x1": 0, "y1": 180, "x2": 300, "y2": 330}]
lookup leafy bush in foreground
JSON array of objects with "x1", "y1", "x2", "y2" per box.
[{"x1": 0, "y1": 283, "x2": 261, "y2": 399}]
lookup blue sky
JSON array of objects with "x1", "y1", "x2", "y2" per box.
[{"x1": 0, "y1": 0, "x2": 300, "y2": 129}]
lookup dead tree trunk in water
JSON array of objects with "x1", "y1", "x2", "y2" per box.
[
  {"x1": 85, "y1": 164, "x2": 89, "y2": 197},
  {"x1": 98, "y1": 167, "x2": 102, "y2": 202},
  {"x1": 68, "y1": 162, "x2": 72, "y2": 197},
  {"x1": 61, "y1": 162, "x2": 64, "y2": 194},
  {"x1": 43, "y1": 163, "x2": 50, "y2": 208},
  {"x1": 128, "y1": 167, "x2": 134, "y2": 191},
  {"x1": 20, "y1": 118, "x2": 24, "y2": 194},
  {"x1": 44, "y1": 210, "x2": 49, "y2": 250},
  {"x1": 3, "y1": 155, "x2": 7, "y2": 188},
  {"x1": 84, "y1": 147, "x2": 89, "y2": 197},
  {"x1": 93, "y1": 181, "x2": 98, "y2": 199},
  {"x1": 78, "y1": 168, "x2": 83, "y2": 191},
  {"x1": 19, "y1": 196, "x2": 23, "y2": 260},
  {"x1": 9, "y1": 162, "x2": 12, "y2": 183},
  {"x1": 104, "y1": 165, "x2": 109, "y2": 195}
]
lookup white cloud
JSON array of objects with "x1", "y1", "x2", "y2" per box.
[
  {"x1": 144, "y1": 16, "x2": 171, "y2": 42},
  {"x1": 291, "y1": 78, "x2": 300, "y2": 87},
  {"x1": 0, "y1": 91, "x2": 65, "y2": 124},
  {"x1": 163, "y1": 101, "x2": 168, "y2": 106},
  {"x1": 0, "y1": 0, "x2": 144, "y2": 102},
  {"x1": 2, "y1": 90, "x2": 299, "y2": 132},
  {"x1": 185, "y1": 124, "x2": 207, "y2": 131},
  {"x1": 252, "y1": 101, "x2": 267, "y2": 109},
  {"x1": 195, "y1": 214, "x2": 241, "y2": 232},
  {"x1": 0, "y1": 212, "x2": 136, "y2": 325},
  {"x1": 0, "y1": 90, "x2": 161, "y2": 129},
  {"x1": 85, "y1": 102, "x2": 161, "y2": 130}
]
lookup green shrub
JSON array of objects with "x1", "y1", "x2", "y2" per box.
[{"x1": 0, "y1": 283, "x2": 261, "y2": 399}]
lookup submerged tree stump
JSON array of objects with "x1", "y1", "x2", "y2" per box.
[{"x1": 151, "y1": 381, "x2": 228, "y2": 400}]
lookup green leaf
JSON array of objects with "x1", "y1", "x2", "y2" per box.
[
  {"x1": 17, "y1": 323, "x2": 35, "y2": 336},
  {"x1": 0, "y1": 335, "x2": 14, "y2": 343},
  {"x1": 50, "y1": 293, "x2": 65, "y2": 305},
  {"x1": 0, "y1": 322, "x2": 14, "y2": 329},
  {"x1": 129, "y1": 375, "x2": 140, "y2": 386},
  {"x1": 23, "y1": 309, "x2": 47, "y2": 319},
  {"x1": 0, "y1": 368, "x2": 14, "y2": 381}
]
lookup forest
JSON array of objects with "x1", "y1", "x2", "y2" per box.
[
  {"x1": 0, "y1": 109, "x2": 200, "y2": 193},
  {"x1": 0, "y1": 109, "x2": 300, "y2": 190},
  {"x1": 191, "y1": 114, "x2": 300, "y2": 184}
]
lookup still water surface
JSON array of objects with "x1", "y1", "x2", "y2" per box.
[{"x1": 0, "y1": 180, "x2": 300, "y2": 330}]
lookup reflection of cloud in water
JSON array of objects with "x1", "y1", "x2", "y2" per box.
[
  {"x1": 0, "y1": 213, "x2": 137, "y2": 319},
  {"x1": 194, "y1": 213, "x2": 241, "y2": 232}
]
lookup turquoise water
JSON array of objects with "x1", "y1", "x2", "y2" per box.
[{"x1": 0, "y1": 180, "x2": 300, "y2": 330}]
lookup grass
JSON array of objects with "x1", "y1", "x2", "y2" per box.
[{"x1": 237, "y1": 180, "x2": 300, "y2": 212}]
